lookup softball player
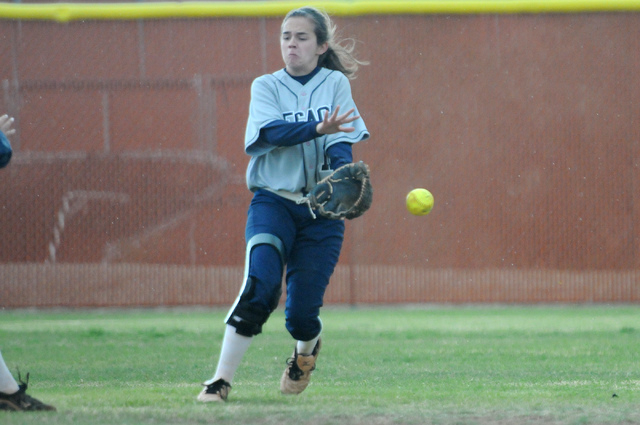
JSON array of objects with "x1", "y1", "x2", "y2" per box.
[
  {"x1": 198, "y1": 6, "x2": 369, "y2": 402},
  {"x1": 0, "y1": 114, "x2": 56, "y2": 412}
]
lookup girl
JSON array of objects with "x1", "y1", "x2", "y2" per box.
[{"x1": 198, "y1": 6, "x2": 369, "y2": 402}]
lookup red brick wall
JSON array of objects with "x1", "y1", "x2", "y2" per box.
[{"x1": 1, "y1": 13, "x2": 639, "y2": 306}]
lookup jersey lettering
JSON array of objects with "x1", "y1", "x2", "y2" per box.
[{"x1": 282, "y1": 105, "x2": 332, "y2": 123}]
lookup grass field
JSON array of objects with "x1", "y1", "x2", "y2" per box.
[{"x1": 0, "y1": 305, "x2": 638, "y2": 424}]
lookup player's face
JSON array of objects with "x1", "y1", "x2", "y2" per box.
[{"x1": 281, "y1": 17, "x2": 328, "y2": 76}]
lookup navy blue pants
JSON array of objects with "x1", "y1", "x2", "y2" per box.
[{"x1": 244, "y1": 189, "x2": 345, "y2": 341}]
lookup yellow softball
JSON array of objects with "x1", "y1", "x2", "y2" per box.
[{"x1": 406, "y1": 188, "x2": 434, "y2": 216}]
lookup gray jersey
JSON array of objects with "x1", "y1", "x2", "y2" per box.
[{"x1": 245, "y1": 67, "x2": 369, "y2": 194}]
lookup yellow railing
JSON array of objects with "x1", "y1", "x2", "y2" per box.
[{"x1": 0, "y1": 0, "x2": 639, "y2": 22}]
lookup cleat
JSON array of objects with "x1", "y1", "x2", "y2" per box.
[
  {"x1": 280, "y1": 339, "x2": 321, "y2": 395},
  {"x1": 197, "y1": 378, "x2": 231, "y2": 402},
  {"x1": 0, "y1": 372, "x2": 56, "y2": 412}
]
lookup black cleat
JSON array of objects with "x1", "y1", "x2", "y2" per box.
[
  {"x1": 0, "y1": 372, "x2": 56, "y2": 412},
  {"x1": 197, "y1": 378, "x2": 231, "y2": 402}
]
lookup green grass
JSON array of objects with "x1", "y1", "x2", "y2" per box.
[{"x1": 0, "y1": 305, "x2": 639, "y2": 424}]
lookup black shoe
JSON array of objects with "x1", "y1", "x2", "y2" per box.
[
  {"x1": 197, "y1": 378, "x2": 231, "y2": 402},
  {"x1": 0, "y1": 372, "x2": 56, "y2": 412}
]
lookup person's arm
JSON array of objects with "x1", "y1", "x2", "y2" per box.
[
  {"x1": 258, "y1": 103, "x2": 360, "y2": 148},
  {"x1": 259, "y1": 120, "x2": 320, "y2": 147},
  {"x1": 326, "y1": 142, "x2": 353, "y2": 169}
]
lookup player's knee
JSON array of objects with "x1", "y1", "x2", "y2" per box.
[
  {"x1": 226, "y1": 277, "x2": 282, "y2": 337},
  {"x1": 227, "y1": 303, "x2": 270, "y2": 337},
  {"x1": 285, "y1": 310, "x2": 322, "y2": 342}
]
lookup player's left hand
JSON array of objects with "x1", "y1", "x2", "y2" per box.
[
  {"x1": 316, "y1": 105, "x2": 360, "y2": 135},
  {"x1": 0, "y1": 114, "x2": 16, "y2": 136},
  {"x1": 302, "y1": 161, "x2": 373, "y2": 220}
]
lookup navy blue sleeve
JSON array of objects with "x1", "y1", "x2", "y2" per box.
[
  {"x1": 326, "y1": 142, "x2": 353, "y2": 169},
  {"x1": 0, "y1": 131, "x2": 12, "y2": 169},
  {"x1": 259, "y1": 120, "x2": 320, "y2": 147}
]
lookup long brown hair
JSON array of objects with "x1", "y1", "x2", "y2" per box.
[{"x1": 282, "y1": 6, "x2": 368, "y2": 79}]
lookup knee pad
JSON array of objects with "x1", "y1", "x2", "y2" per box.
[
  {"x1": 225, "y1": 233, "x2": 285, "y2": 337},
  {"x1": 286, "y1": 314, "x2": 323, "y2": 342}
]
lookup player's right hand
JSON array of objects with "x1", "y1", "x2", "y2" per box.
[{"x1": 316, "y1": 105, "x2": 360, "y2": 135}]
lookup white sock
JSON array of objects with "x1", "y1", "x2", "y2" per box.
[
  {"x1": 296, "y1": 318, "x2": 322, "y2": 355},
  {"x1": 204, "y1": 325, "x2": 253, "y2": 385},
  {"x1": 0, "y1": 351, "x2": 19, "y2": 394},
  {"x1": 296, "y1": 335, "x2": 320, "y2": 356}
]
